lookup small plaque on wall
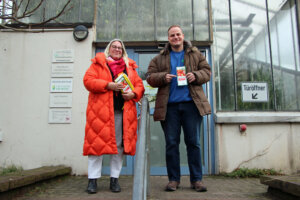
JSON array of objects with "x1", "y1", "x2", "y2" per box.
[
  {"x1": 49, "y1": 93, "x2": 72, "y2": 108},
  {"x1": 50, "y1": 78, "x2": 73, "y2": 93},
  {"x1": 52, "y1": 49, "x2": 74, "y2": 63},
  {"x1": 48, "y1": 108, "x2": 72, "y2": 124},
  {"x1": 51, "y1": 63, "x2": 74, "y2": 77}
]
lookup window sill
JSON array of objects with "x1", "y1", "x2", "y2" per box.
[{"x1": 214, "y1": 112, "x2": 300, "y2": 123}]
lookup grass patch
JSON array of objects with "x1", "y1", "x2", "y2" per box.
[
  {"x1": 221, "y1": 168, "x2": 283, "y2": 178},
  {"x1": 0, "y1": 165, "x2": 23, "y2": 176}
]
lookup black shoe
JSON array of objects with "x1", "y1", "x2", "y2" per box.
[
  {"x1": 86, "y1": 179, "x2": 97, "y2": 194},
  {"x1": 110, "y1": 177, "x2": 121, "y2": 193}
]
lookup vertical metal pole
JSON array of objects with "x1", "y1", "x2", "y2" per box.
[
  {"x1": 79, "y1": 0, "x2": 82, "y2": 22},
  {"x1": 208, "y1": 0, "x2": 213, "y2": 41},
  {"x1": 228, "y1": 0, "x2": 237, "y2": 110},
  {"x1": 295, "y1": 0, "x2": 300, "y2": 56},
  {"x1": 154, "y1": 0, "x2": 157, "y2": 40},
  {"x1": 116, "y1": 0, "x2": 119, "y2": 38},
  {"x1": 132, "y1": 97, "x2": 149, "y2": 200},
  {"x1": 289, "y1": 0, "x2": 300, "y2": 109},
  {"x1": 192, "y1": 0, "x2": 195, "y2": 40},
  {"x1": 265, "y1": 0, "x2": 277, "y2": 110},
  {"x1": 295, "y1": 0, "x2": 300, "y2": 109},
  {"x1": 93, "y1": 0, "x2": 98, "y2": 42}
]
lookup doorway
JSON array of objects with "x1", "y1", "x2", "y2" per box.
[
  {"x1": 97, "y1": 47, "x2": 214, "y2": 176},
  {"x1": 129, "y1": 48, "x2": 214, "y2": 176}
]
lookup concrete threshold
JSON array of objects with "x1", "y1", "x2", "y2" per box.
[
  {"x1": 260, "y1": 174, "x2": 300, "y2": 197},
  {"x1": 0, "y1": 165, "x2": 71, "y2": 193}
]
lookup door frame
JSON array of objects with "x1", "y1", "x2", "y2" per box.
[
  {"x1": 130, "y1": 47, "x2": 215, "y2": 176},
  {"x1": 97, "y1": 46, "x2": 215, "y2": 176}
]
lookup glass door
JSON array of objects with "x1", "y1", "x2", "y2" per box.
[
  {"x1": 131, "y1": 48, "x2": 213, "y2": 176},
  {"x1": 98, "y1": 47, "x2": 214, "y2": 176}
]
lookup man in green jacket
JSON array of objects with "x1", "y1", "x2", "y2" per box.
[{"x1": 146, "y1": 25, "x2": 211, "y2": 192}]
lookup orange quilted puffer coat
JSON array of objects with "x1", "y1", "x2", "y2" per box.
[{"x1": 83, "y1": 52, "x2": 145, "y2": 156}]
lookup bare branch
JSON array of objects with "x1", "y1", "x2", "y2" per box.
[
  {"x1": 3, "y1": 1, "x2": 13, "y2": 9},
  {"x1": 11, "y1": 0, "x2": 18, "y2": 19},
  {"x1": 22, "y1": 0, "x2": 43, "y2": 18},
  {"x1": 12, "y1": 0, "x2": 19, "y2": 12},
  {"x1": 1, "y1": 0, "x2": 73, "y2": 29},
  {"x1": 28, "y1": 1, "x2": 72, "y2": 26},
  {"x1": 22, "y1": 0, "x2": 31, "y2": 15},
  {"x1": 17, "y1": 0, "x2": 26, "y2": 10}
]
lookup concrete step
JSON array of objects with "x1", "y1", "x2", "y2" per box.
[
  {"x1": 0, "y1": 165, "x2": 71, "y2": 192},
  {"x1": 260, "y1": 174, "x2": 300, "y2": 198}
]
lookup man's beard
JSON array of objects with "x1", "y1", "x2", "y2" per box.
[{"x1": 172, "y1": 44, "x2": 181, "y2": 49}]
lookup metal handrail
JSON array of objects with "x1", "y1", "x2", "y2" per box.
[{"x1": 132, "y1": 97, "x2": 150, "y2": 200}]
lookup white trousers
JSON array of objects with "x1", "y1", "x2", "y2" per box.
[{"x1": 88, "y1": 111, "x2": 124, "y2": 179}]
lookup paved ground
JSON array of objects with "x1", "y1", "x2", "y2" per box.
[{"x1": 0, "y1": 175, "x2": 290, "y2": 200}]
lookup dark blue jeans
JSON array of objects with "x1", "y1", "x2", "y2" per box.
[{"x1": 161, "y1": 101, "x2": 203, "y2": 183}]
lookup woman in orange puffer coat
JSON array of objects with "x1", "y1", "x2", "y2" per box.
[{"x1": 83, "y1": 39, "x2": 145, "y2": 194}]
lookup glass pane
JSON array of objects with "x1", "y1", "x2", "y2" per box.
[
  {"x1": 149, "y1": 117, "x2": 205, "y2": 167},
  {"x1": 282, "y1": 72, "x2": 298, "y2": 110},
  {"x1": 96, "y1": 0, "x2": 211, "y2": 42},
  {"x1": 149, "y1": 118, "x2": 166, "y2": 167},
  {"x1": 18, "y1": 0, "x2": 43, "y2": 23},
  {"x1": 96, "y1": 0, "x2": 117, "y2": 41},
  {"x1": 18, "y1": 0, "x2": 94, "y2": 24},
  {"x1": 156, "y1": 0, "x2": 193, "y2": 41},
  {"x1": 138, "y1": 53, "x2": 158, "y2": 109},
  {"x1": 79, "y1": 0, "x2": 94, "y2": 23},
  {"x1": 269, "y1": 0, "x2": 300, "y2": 110},
  {"x1": 118, "y1": 0, "x2": 154, "y2": 41},
  {"x1": 211, "y1": 0, "x2": 235, "y2": 111},
  {"x1": 231, "y1": 0, "x2": 273, "y2": 110},
  {"x1": 138, "y1": 53, "x2": 158, "y2": 80},
  {"x1": 47, "y1": 0, "x2": 80, "y2": 23},
  {"x1": 194, "y1": 0, "x2": 210, "y2": 41}
]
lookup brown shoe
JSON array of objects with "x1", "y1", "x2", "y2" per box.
[
  {"x1": 191, "y1": 181, "x2": 207, "y2": 192},
  {"x1": 165, "y1": 181, "x2": 180, "y2": 191}
]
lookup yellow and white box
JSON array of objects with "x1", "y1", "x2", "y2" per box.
[{"x1": 114, "y1": 72, "x2": 134, "y2": 92}]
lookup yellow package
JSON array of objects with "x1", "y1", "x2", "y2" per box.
[{"x1": 114, "y1": 72, "x2": 134, "y2": 92}]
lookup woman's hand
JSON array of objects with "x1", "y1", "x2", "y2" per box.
[
  {"x1": 107, "y1": 82, "x2": 124, "y2": 91},
  {"x1": 122, "y1": 91, "x2": 135, "y2": 101}
]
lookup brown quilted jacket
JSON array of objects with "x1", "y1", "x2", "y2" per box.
[{"x1": 146, "y1": 41, "x2": 211, "y2": 121}]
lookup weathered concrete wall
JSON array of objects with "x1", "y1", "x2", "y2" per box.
[
  {"x1": 215, "y1": 122, "x2": 300, "y2": 174},
  {"x1": 0, "y1": 29, "x2": 94, "y2": 175}
]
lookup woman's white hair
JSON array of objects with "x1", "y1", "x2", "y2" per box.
[{"x1": 104, "y1": 39, "x2": 129, "y2": 67}]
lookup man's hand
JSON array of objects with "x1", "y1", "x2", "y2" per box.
[
  {"x1": 186, "y1": 72, "x2": 196, "y2": 83},
  {"x1": 122, "y1": 91, "x2": 135, "y2": 101},
  {"x1": 165, "y1": 74, "x2": 176, "y2": 83},
  {"x1": 107, "y1": 82, "x2": 124, "y2": 91}
]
